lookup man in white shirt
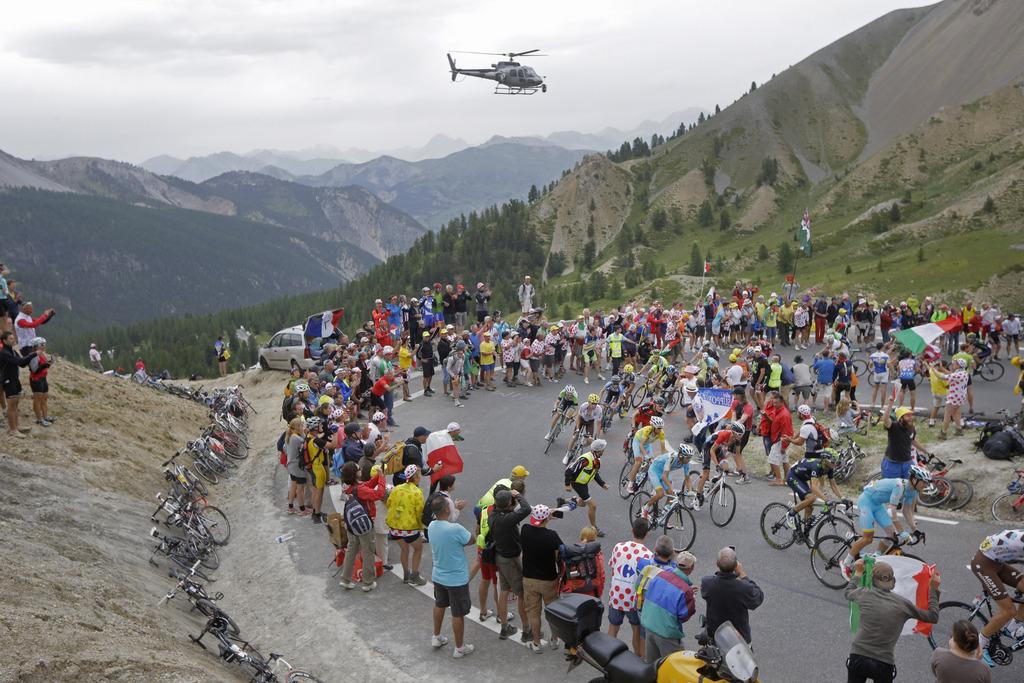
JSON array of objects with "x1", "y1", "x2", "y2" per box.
[{"x1": 88, "y1": 343, "x2": 104, "y2": 372}]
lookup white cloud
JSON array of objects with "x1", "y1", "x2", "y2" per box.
[{"x1": 0, "y1": 0, "x2": 918, "y2": 161}]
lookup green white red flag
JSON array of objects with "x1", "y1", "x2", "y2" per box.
[
  {"x1": 849, "y1": 555, "x2": 936, "y2": 636},
  {"x1": 892, "y1": 317, "x2": 961, "y2": 355}
]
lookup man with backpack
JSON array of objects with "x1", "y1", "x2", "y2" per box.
[
  {"x1": 489, "y1": 489, "x2": 532, "y2": 640},
  {"x1": 784, "y1": 404, "x2": 830, "y2": 459},
  {"x1": 338, "y1": 461, "x2": 386, "y2": 592}
]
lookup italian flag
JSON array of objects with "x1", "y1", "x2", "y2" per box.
[
  {"x1": 892, "y1": 317, "x2": 961, "y2": 355},
  {"x1": 849, "y1": 555, "x2": 936, "y2": 636},
  {"x1": 425, "y1": 430, "x2": 464, "y2": 484}
]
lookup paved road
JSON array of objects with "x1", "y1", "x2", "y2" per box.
[{"x1": 372, "y1": 371, "x2": 1019, "y2": 682}]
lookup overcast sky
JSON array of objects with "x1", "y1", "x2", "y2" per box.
[{"x1": 0, "y1": 0, "x2": 927, "y2": 162}]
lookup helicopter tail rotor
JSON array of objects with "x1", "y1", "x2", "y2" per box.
[{"x1": 447, "y1": 53, "x2": 457, "y2": 81}]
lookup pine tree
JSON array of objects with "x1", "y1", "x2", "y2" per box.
[
  {"x1": 888, "y1": 202, "x2": 901, "y2": 223},
  {"x1": 589, "y1": 197, "x2": 597, "y2": 212},
  {"x1": 758, "y1": 244, "x2": 770, "y2": 261},
  {"x1": 697, "y1": 112, "x2": 706, "y2": 124},
  {"x1": 689, "y1": 243, "x2": 703, "y2": 276},
  {"x1": 719, "y1": 209, "x2": 731, "y2": 231},
  {"x1": 714, "y1": 104, "x2": 721, "y2": 115},
  {"x1": 777, "y1": 243, "x2": 794, "y2": 273},
  {"x1": 609, "y1": 278, "x2": 622, "y2": 300},
  {"x1": 651, "y1": 207, "x2": 668, "y2": 230},
  {"x1": 750, "y1": 81, "x2": 757, "y2": 93},
  {"x1": 528, "y1": 184, "x2": 539, "y2": 202},
  {"x1": 698, "y1": 200, "x2": 714, "y2": 227},
  {"x1": 983, "y1": 195, "x2": 995, "y2": 213}
]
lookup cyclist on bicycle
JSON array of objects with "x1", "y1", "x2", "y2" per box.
[
  {"x1": 633, "y1": 395, "x2": 666, "y2": 429},
  {"x1": 601, "y1": 375, "x2": 625, "y2": 418},
  {"x1": 971, "y1": 528, "x2": 1024, "y2": 665},
  {"x1": 786, "y1": 447, "x2": 844, "y2": 535},
  {"x1": 577, "y1": 393, "x2": 604, "y2": 439},
  {"x1": 562, "y1": 438, "x2": 610, "y2": 536},
  {"x1": 625, "y1": 416, "x2": 669, "y2": 493},
  {"x1": 842, "y1": 466, "x2": 932, "y2": 578},
  {"x1": 544, "y1": 384, "x2": 578, "y2": 441},
  {"x1": 619, "y1": 363, "x2": 637, "y2": 400},
  {"x1": 695, "y1": 421, "x2": 745, "y2": 502},
  {"x1": 641, "y1": 443, "x2": 697, "y2": 520},
  {"x1": 964, "y1": 333, "x2": 992, "y2": 369}
]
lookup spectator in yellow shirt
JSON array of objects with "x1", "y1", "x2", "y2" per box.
[{"x1": 479, "y1": 332, "x2": 497, "y2": 391}]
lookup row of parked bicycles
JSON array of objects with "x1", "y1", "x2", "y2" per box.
[{"x1": 146, "y1": 386, "x2": 324, "y2": 682}]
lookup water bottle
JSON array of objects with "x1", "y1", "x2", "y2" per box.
[{"x1": 274, "y1": 531, "x2": 294, "y2": 544}]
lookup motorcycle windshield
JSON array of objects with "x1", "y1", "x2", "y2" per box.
[{"x1": 714, "y1": 623, "x2": 758, "y2": 682}]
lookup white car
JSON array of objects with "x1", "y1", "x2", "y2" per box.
[{"x1": 258, "y1": 326, "x2": 315, "y2": 371}]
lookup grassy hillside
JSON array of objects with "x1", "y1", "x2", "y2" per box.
[{"x1": 0, "y1": 189, "x2": 376, "y2": 334}]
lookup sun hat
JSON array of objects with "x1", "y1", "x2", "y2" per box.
[
  {"x1": 871, "y1": 561, "x2": 896, "y2": 590},
  {"x1": 894, "y1": 407, "x2": 913, "y2": 421}
]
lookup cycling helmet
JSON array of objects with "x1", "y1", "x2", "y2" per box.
[
  {"x1": 590, "y1": 439, "x2": 607, "y2": 453},
  {"x1": 610, "y1": 374, "x2": 621, "y2": 383},
  {"x1": 677, "y1": 443, "x2": 697, "y2": 463},
  {"x1": 587, "y1": 393, "x2": 600, "y2": 404},
  {"x1": 966, "y1": 332, "x2": 978, "y2": 342},
  {"x1": 623, "y1": 364, "x2": 634, "y2": 373},
  {"x1": 729, "y1": 421, "x2": 745, "y2": 436},
  {"x1": 305, "y1": 417, "x2": 323, "y2": 431},
  {"x1": 909, "y1": 464, "x2": 933, "y2": 483},
  {"x1": 819, "y1": 447, "x2": 840, "y2": 465},
  {"x1": 665, "y1": 365, "x2": 677, "y2": 375},
  {"x1": 701, "y1": 352, "x2": 709, "y2": 360},
  {"x1": 649, "y1": 416, "x2": 665, "y2": 429},
  {"x1": 31, "y1": 337, "x2": 46, "y2": 347},
  {"x1": 295, "y1": 382, "x2": 310, "y2": 393},
  {"x1": 564, "y1": 385, "x2": 577, "y2": 396},
  {"x1": 653, "y1": 396, "x2": 667, "y2": 407}
]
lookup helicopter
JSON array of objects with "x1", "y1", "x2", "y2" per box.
[{"x1": 447, "y1": 49, "x2": 547, "y2": 95}]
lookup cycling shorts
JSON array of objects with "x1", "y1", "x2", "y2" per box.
[
  {"x1": 856, "y1": 496, "x2": 893, "y2": 533},
  {"x1": 633, "y1": 441, "x2": 657, "y2": 461},
  {"x1": 871, "y1": 372, "x2": 888, "y2": 385},
  {"x1": 786, "y1": 472, "x2": 812, "y2": 499},
  {"x1": 971, "y1": 550, "x2": 1024, "y2": 602}
]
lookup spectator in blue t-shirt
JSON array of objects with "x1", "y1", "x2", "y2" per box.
[
  {"x1": 427, "y1": 496, "x2": 477, "y2": 658},
  {"x1": 811, "y1": 351, "x2": 837, "y2": 411}
]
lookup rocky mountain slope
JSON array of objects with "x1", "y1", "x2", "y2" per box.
[
  {"x1": 0, "y1": 150, "x2": 427, "y2": 261},
  {"x1": 525, "y1": 0, "x2": 1024, "y2": 308},
  {"x1": 0, "y1": 362, "x2": 237, "y2": 682}
]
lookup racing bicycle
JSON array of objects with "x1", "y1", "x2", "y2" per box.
[
  {"x1": 760, "y1": 498, "x2": 856, "y2": 550},
  {"x1": 191, "y1": 615, "x2": 325, "y2": 682},
  {"x1": 544, "y1": 404, "x2": 576, "y2": 455},
  {"x1": 991, "y1": 469, "x2": 1024, "y2": 523},
  {"x1": 627, "y1": 490, "x2": 698, "y2": 552},
  {"x1": 927, "y1": 584, "x2": 1024, "y2": 666},
  {"x1": 810, "y1": 532, "x2": 925, "y2": 590}
]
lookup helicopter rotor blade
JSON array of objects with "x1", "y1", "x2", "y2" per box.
[
  {"x1": 509, "y1": 49, "x2": 544, "y2": 58},
  {"x1": 449, "y1": 50, "x2": 507, "y2": 56}
]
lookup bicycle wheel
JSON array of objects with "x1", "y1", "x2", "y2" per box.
[
  {"x1": 199, "y1": 506, "x2": 231, "y2": 546},
  {"x1": 193, "y1": 598, "x2": 240, "y2": 635},
  {"x1": 601, "y1": 409, "x2": 613, "y2": 434},
  {"x1": 184, "y1": 467, "x2": 210, "y2": 498},
  {"x1": 708, "y1": 482, "x2": 737, "y2": 527},
  {"x1": 544, "y1": 418, "x2": 562, "y2": 455},
  {"x1": 926, "y1": 601, "x2": 989, "y2": 650},
  {"x1": 663, "y1": 506, "x2": 696, "y2": 552},
  {"x1": 812, "y1": 513, "x2": 856, "y2": 547},
  {"x1": 628, "y1": 491, "x2": 652, "y2": 523},
  {"x1": 191, "y1": 458, "x2": 219, "y2": 485},
  {"x1": 810, "y1": 535, "x2": 852, "y2": 590},
  {"x1": 851, "y1": 360, "x2": 868, "y2": 378},
  {"x1": 759, "y1": 502, "x2": 797, "y2": 550},
  {"x1": 980, "y1": 361, "x2": 1004, "y2": 382},
  {"x1": 833, "y1": 457, "x2": 856, "y2": 484},
  {"x1": 663, "y1": 390, "x2": 678, "y2": 414},
  {"x1": 631, "y1": 385, "x2": 649, "y2": 409},
  {"x1": 918, "y1": 477, "x2": 953, "y2": 508},
  {"x1": 618, "y1": 461, "x2": 635, "y2": 499},
  {"x1": 991, "y1": 492, "x2": 1024, "y2": 523},
  {"x1": 942, "y1": 479, "x2": 973, "y2": 511},
  {"x1": 170, "y1": 554, "x2": 213, "y2": 582}
]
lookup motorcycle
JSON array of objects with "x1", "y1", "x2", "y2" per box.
[{"x1": 545, "y1": 594, "x2": 759, "y2": 683}]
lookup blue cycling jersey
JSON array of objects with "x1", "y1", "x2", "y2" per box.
[{"x1": 860, "y1": 478, "x2": 916, "y2": 507}]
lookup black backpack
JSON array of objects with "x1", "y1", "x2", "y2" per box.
[
  {"x1": 982, "y1": 431, "x2": 1018, "y2": 461},
  {"x1": 343, "y1": 490, "x2": 373, "y2": 535},
  {"x1": 421, "y1": 492, "x2": 443, "y2": 528}
]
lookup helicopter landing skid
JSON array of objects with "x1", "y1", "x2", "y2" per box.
[{"x1": 493, "y1": 84, "x2": 546, "y2": 95}]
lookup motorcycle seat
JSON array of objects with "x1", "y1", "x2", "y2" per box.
[
  {"x1": 607, "y1": 649, "x2": 657, "y2": 683},
  {"x1": 583, "y1": 631, "x2": 628, "y2": 668}
]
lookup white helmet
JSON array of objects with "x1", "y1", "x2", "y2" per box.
[
  {"x1": 564, "y1": 385, "x2": 577, "y2": 396},
  {"x1": 650, "y1": 416, "x2": 664, "y2": 429},
  {"x1": 590, "y1": 439, "x2": 607, "y2": 452}
]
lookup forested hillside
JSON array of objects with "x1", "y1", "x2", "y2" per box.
[
  {"x1": 56, "y1": 201, "x2": 548, "y2": 376},
  {"x1": 0, "y1": 189, "x2": 375, "y2": 333}
]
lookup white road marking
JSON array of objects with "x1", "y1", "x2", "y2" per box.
[{"x1": 386, "y1": 566, "x2": 529, "y2": 647}]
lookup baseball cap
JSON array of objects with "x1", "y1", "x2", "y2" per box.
[
  {"x1": 511, "y1": 465, "x2": 530, "y2": 478},
  {"x1": 871, "y1": 561, "x2": 896, "y2": 590},
  {"x1": 413, "y1": 426, "x2": 430, "y2": 438},
  {"x1": 317, "y1": 395, "x2": 333, "y2": 406},
  {"x1": 446, "y1": 422, "x2": 464, "y2": 441},
  {"x1": 383, "y1": 346, "x2": 394, "y2": 354},
  {"x1": 676, "y1": 550, "x2": 696, "y2": 570},
  {"x1": 422, "y1": 331, "x2": 431, "y2": 338},
  {"x1": 343, "y1": 422, "x2": 361, "y2": 436},
  {"x1": 529, "y1": 504, "x2": 551, "y2": 526}
]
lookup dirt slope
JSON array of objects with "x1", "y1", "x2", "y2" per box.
[{"x1": 0, "y1": 361, "x2": 236, "y2": 682}]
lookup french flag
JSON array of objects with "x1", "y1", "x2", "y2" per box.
[{"x1": 304, "y1": 308, "x2": 344, "y2": 339}]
